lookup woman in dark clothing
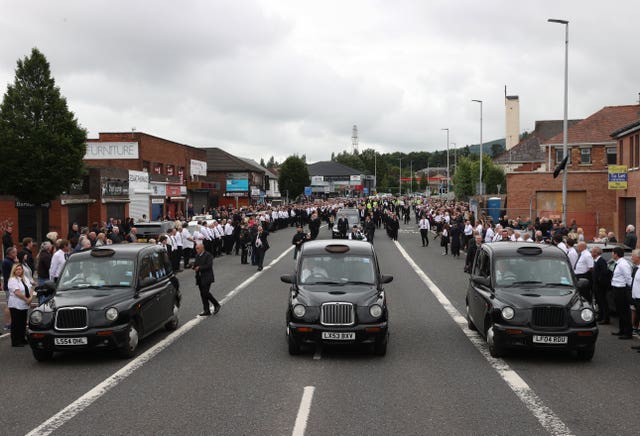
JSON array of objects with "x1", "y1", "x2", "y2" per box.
[
  {"x1": 450, "y1": 222, "x2": 462, "y2": 258},
  {"x1": 36, "y1": 241, "x2": 53, "y2": 286},
  {"x1": 440, "y1": 223, "x2": 450, "y2": 255}
]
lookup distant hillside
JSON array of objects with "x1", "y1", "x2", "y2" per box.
[{"x1": 466, "y1": 138, "x2": 505, "y2": 156}]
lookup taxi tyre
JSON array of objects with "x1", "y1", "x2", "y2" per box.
[
  {"x1": 164, "y1": 301, "x2": 180, "y2": 331},
  {"x1": 118, "y1": 321, "x2": 141, "y2": 359},
  {"x1": 288, "y1": 331, "x2": 302, "y2": 355},
  {"x1": 466, "y1": 303, "x2": 477, "y2": 331},
  {"x1": 487, "y1": 323, "x2": 505, "y2": 358},
  {"x1": 373, "y1": 333, "x2": 388, "y2": 356},
  {"x1": 32, "y1": 348, "x2": 54, "y2": 362},
  {"x1": 576, "y1": 346, "x2": 595, "y2": 361}
]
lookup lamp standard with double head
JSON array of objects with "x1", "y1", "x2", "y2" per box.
[
  {"x1": 471, "y1": 99, "x2": 483, "y2": 196},
  {"x1": 399, "y1": 157, "x2": 404, "y2": 196},
  {"x1": 548, "y1": 18, "x2": 569, "y2": 226}
]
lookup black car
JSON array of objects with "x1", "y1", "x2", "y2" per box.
[
  {"x1": 28, "y1": 244, "x2": 181, "y2": 361},
  {"x1": 466, "y1": 243, "x2": 598, "y2": 360},
  {"x1": 281, "y1": 240, "x2": 393, "y2": 355}
]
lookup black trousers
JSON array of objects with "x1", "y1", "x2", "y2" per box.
[
  {"x1": 198, "y1": 282, "x2": 219, "y2": 313},
  {"x1": 420, "y1": 229, "x2": 429, "y2": 246},
  {"x1": 183, "y1": 247, "x2": 192, "y2": 267},
  {"x1": 613, "y1": 286, "x2": 632, "y2": 335},
  {"x1": 9, "y1": 308, "x2": 27, "y2": 346},
  {"x1": 255, "y1": 247, "x2": 266, "y2": 269},
  {"x1": 594, "y1": 286, "x2": 610, "y2": 321}
]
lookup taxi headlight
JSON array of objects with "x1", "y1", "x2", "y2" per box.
[
  {"x1": 30, "y1": 310, "x2": 43, "y2": 325},
  {"x1": 580, "y1": 308, "x2": 594, "y2": 322},
  {"x1": 369, "y1": 304, "x2": 383, "y2": 318},
  {"x1": 501, "y1": 307, "x2": 515, "y2": 320},
  {"x1": 292, "y1": 304, "x2": 306, "y2": 318},
  {"x1": 105, "y1": 307, "x2": 119, "y2": 321}
]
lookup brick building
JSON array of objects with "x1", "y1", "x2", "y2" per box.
[
  {"x1": 612, "y1": 118, "x2": 640, "y2": 246},
  {"x1": 0, "y1": 132, "x2": 208, "y2": 244},
  {"x1": 499, "y1": 105, "x2": 640, "y2": 239}
]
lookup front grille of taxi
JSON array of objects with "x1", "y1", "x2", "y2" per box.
[
  {"x1": 532, "y1": 306, "x2": 567, "y2": 328},
  {"x1": 321, "y1": 302, "x2": 355, "y2": 326},
  {"x1": 55, "y1": 307, "x2": 88, "y2": 331}
]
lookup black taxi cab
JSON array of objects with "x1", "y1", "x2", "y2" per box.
[
  {"x1": 466, "y1": 242, "x2": 598, "y2": 360},
  {"x1": 28, "y1": 244, "x2": 181, "y2": 361},
  {"x1": 281, "y1": 240, "x2": 393, "y2": 355}
]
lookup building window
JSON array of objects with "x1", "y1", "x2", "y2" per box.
[
  {"x1": 631, "y1": 137, "x2": 636, "y2": 168},
  {"x1": 555, "y1": 148, "x2": 570, "y2": 165},
  {"x1": 618, "y1": 139, "x2": 624, "y2": 165},
  {"x1": 607, "y1": 147, "x2": 617, "y2": 165},
  {"x1": 580, "y1": 147, "x2": 591, "y2": 164},
  {"x1": 635, "y1": 134, "x2": 640, "y2": 168},
  {"x1": 166, "y1": 164, "x2": 175, "y2": 176},
  {"x1": 142, "y1": 161, "x2": 150, "y2": 172},
  {"x1": 153, "y1": 163, "x2": 163, "y2": 175}
]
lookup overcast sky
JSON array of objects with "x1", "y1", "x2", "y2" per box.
[{"x1": 1, "y1": 0, "x2": 639, "y2": 164}]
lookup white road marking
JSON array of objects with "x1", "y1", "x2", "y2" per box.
[
  {"x1": 292, "y1": 386, "x2": 315, "y2": 436},
  {"x1": 27, "y1": 245, "x2": 295, "y2": 436},
  {"x1": 394, "y1": 241, "x2": 574, "y2": 436},
  {"x1": 0, "y1": 332, "x2": 9, "y2": 340}
]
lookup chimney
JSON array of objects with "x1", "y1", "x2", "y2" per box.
[{"x1": 505, "y1": 95, "x2": 520, "y2": 150}]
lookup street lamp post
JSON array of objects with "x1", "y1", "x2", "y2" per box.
[
  {"x1": 451, "y1": 143, "x2": 457, "y2": 174},
  {"x1": 410, "y1": 161, "x2": 413, "y2": 193},
  {"x1": 374, "y1": 151, "x2": 377, "y2": 193},
  {"x1": 471, "y1": 100, "x2": 483, "y2": 196},
  {"x1": 548, "y1": 18, "x2": 569, "y2": 226},
  {"x1": 442, "y1": 128, "x2": 449, "y2": 194},
  {"x1": 399, "y1": 157, "x2": 404, "y2": 196}
]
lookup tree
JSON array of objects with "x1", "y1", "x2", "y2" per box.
[
  {"x1": 259, "y1": 157, "x2": 266, "y2": 167},
  {"x1": 0, "y1": 48, "x2": 87, "y2": 240},
  {"x1": 278, "y1": 155, "x2": 309, "y2": 200},
  {"x1": 452, "y1": 155, "x2": 506, "y2": 199}
]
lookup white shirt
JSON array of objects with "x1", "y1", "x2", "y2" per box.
[
  {"x1": 611, "y1": 257, "x2": 633, "y2": 288},
  {"x1": 174, "y1": 231, "x2": 183, "y2": 247},
  {"x1": 181, "y1": 228, "x2": 193, "y2": 248},
  {"x1": 574, "y1": 250, "x2": 594, "y2": 274},
  {"x1": 632, "y1": 263, "x2": 640, "y2": 299},
  {"x1": 464, "y1": 224, "x2": 474, "y2": 236},
  {"x1": 567, "y1": 247, "x2": 579, "y2": 269},
  {"x1": 49, "y1": 249, "x2": 66, "y2": 280},
  {"x1": 224, "y1": 223, "x2": 234, "y2": 236},
  {"x1": 557, "y1": 241, "x2": 568, "y2": 254},
  {"x1": 484, "y1": 227, "x2": 495, "y2": 243},
  {"x1": 8, "y1": 276, "x2": 30, "y2": 310},
  {"x1": 419, "y1": 218, "x2": 430, "y2": 231}
]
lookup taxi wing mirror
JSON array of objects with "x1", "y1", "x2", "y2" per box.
[
  {"x1": 380, "y1": 274, "x2": 394, "y2": 284},
  {"x1": 280, "y1": 274, "x2": 295, "y2": 284},
  {"x1": 471, "y1": 275, "x2": 491, "y2": 288}
]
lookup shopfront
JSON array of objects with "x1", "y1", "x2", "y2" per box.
[{"x1": 129, "y1": 170, "x2": 151, "y2": 221}]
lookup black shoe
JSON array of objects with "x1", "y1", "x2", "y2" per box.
[
  {"x1": 199, "y1": 312, "x2": 212, "y2": 317},
  {"x1": 611, "y1": 331, "x2": 622, "y2": 335},
  {"x1": 213, "y1": 305, "x2": 221, "y2": 314},
  {"x1": 257, "y1": 267, "x2": 263, "y2": 271},
  {"x1": 598, "y1": 320, "x2": 610, "y2": 325},
  {"x1": 618, "y1": 335, "x2": 633, "y2": 340}
]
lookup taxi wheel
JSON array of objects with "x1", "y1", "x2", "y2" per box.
[
  {"x1": 373, "y1": 337, "x2": 388, "y2": 356},
  {"x1": 576, "y1": 346, "x2": 595, "y2": 361},
  {"x1": 119, "y1": 322, "x2": 140, "y2": 358},
  {"x1": 466, "y1": 304, "x2": 477, "y2": 331},
  {"x1": 32, "y1": 348, "x2": 54, "y2": 362},
  {"x1": 487, "y1": 325, "x2": 505, "y2": 358},
  {"x1": 288, "y1": 333, "x2": 301, "y2": 355},
  {"x1": 165, "y1": 302, "x2": 180, "y2": 331}
]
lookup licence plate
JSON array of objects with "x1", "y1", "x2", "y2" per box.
[
  {"x1": 321, "y1": 332, "x2": 355, "y2": 340},
  {"x1": 54, "y1": 337, "x2": 88, "y2": 346},
  {"x1": 533, "y1": 335, "x2": 568, "y2": 344}
]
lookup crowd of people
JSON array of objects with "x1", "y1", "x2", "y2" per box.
[{"x1": 3, "y1": 195, "x2": 640, "y2": 351}]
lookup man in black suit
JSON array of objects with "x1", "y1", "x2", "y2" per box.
[
  {"x1": 254, "y1": 225, "x2": 270, "y2": 271},
  {"x1": 337, "y1": 214, "x2": 348, "y2": 239},
  {"x1": 591, "y1": 246, "x2": 611, "y2": 323},
  {"x1": 193, "y1": 242, "x2": 220, "y2": 316},
  {"x1": 465, "y1": 234, "x2": 482, "y2": 273}
]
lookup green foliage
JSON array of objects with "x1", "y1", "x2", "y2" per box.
[
  {"x1": 278, "y1": 155, "x2": 309, "y2": 199},
  {"x1": 453, "y1": 154, "x2": 505, "y2": 199},
  {"x1": 0, "y1": 48, "x2": 87, "y2": 204}
]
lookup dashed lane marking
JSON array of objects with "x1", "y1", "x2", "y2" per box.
[
  {"x1": 394, "y1": 240, "x2": 574, "y2": 436},
  {"x1": 291, "y1": 386, "x2": 315, "y2": 436}
]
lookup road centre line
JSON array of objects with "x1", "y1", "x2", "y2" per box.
[
  {"x1": 394, "y1": 241, "x2": 574, "y2": 436},
  {"x1": 292, "y1": 386, "x2": 315, "y2": 436},
  {"x1": 27, "y1": 245, "x2": 295, "y2": 436}
]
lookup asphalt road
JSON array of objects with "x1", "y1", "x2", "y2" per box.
[{"x1": 1, "y1": 221, "x2": 639, "y2": 435}]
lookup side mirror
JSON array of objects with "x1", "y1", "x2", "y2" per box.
[
  {"x1": 380, "y1": 274, "x2": 394, "y2": 284},
  {"x1": 280, "y1": 274, "x2": 295, "y2": 284},
  {"x1": 471, "y1": 275, "x2": 491, "y2": 288}
]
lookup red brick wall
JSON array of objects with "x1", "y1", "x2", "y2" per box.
[{"x1": 506, "y1": 170, "x2": 615, "y2": 238}]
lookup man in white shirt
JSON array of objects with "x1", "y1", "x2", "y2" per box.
[
  {"x1": 418, "y1": 214, "x2": 430, "y2": 247},
  {"x1": 49, "y1": 240, "x2": 70, "y2": 282},
  {"x1": 223, "y1": 220, "x2": 234, "y2": 254},
  {"x1": 566, "y1": 239, "x2": 579, "y2": 268},
  {"x1": 630, "y1": 250, "x2": 640, "y2": 351},
  {"x1": 574, "y1": 241, "x2": 594, "y2": 302},
  {"x1": 484, "y1": 223, "x2": 495, "y2": 243},
  {"x1": 611, "y1": 246, "x2": 633, "y2": 339}
]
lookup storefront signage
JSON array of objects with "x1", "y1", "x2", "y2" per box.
[
  {"x1": 166, "y1": 185, "x2": 181, "y2": 196},
  {"x1": 151, "y1": 198, "x2": 165, "y2": 204},
  {"x1": 608, "y1": 165, "x2": 628, "y2": 189},
  {"x1": 311, "y1": 176, "x2": 324, "y2": 184},
  {"x1": 190, "y1": 159, "x2": 207, "y2": 176},
  {"x1": 85, "y1": 142, "x2": 139, "y2": 160},
  {"x1": 223, "y1": 192, "x2": 246, "y2": 197},
  {"x1": 101, "y1": 180, "x2": 129, "y2": 197},
  {"x1": 15, "y1": 201, "x2": 50, "y2": 208},
  {"x1": 129, "y1": 170, "x2": 149, "y2": 184},
  {"x1": 151, "y1": 184, "x2": 166, "y2": 196},
  {"x1": 226, "y1": 179, "x2": 249, "y2": 192},
  {"x1": 350, "y1": 175, "x2": 362, "y2": 182}
]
